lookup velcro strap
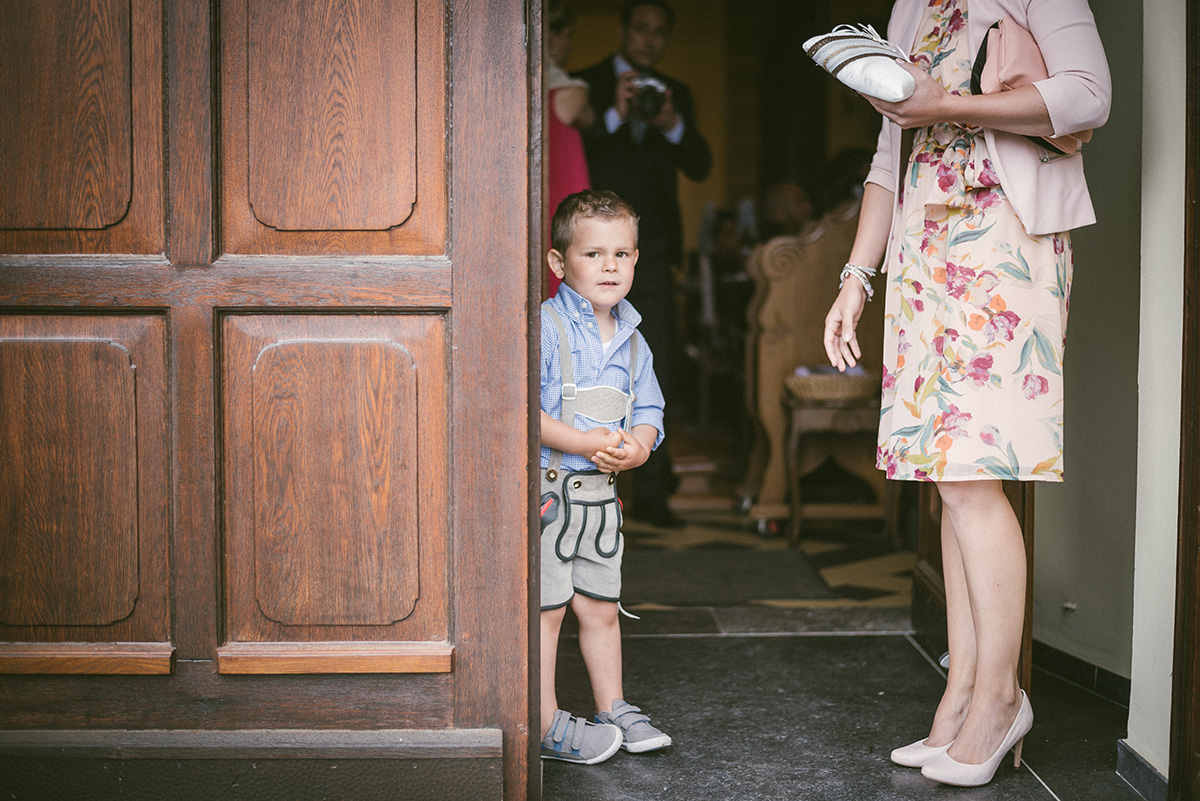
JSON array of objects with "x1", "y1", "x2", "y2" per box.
[
  {"x1": 568, "y1": 716, "x2": 586, "y2": 751},
  {"x1": 614, "y1": 705, "x2": 649, "y2": 725}
]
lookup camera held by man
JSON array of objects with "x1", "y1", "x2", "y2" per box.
[
  {"x1": 628, "y1": 74, "x2": 668, "y2": 118},
  {"x1": 613, "y1": 70, "x2": 676, "y2": 130}
]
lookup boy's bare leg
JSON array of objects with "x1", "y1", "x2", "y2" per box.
[
  {"x1": 541, "y1": 605, "x2": 568, "y2": 738},
  {"x1": 571, "y1": 594, "x2": 623, "y2": 714}
]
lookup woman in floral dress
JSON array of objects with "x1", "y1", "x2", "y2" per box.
[{"x1": 823, "y1": 0, "x2": 1109, "y2": 787}]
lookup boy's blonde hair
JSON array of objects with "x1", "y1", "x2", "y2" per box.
[{"x1": 550, "y1": 190, "x2": 639, "y2": 254}]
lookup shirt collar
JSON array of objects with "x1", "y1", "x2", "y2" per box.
[
  {"x1": 613, "y1": 53, "x2": 661, "y2": 82},
  {"x1": 553, "y1": 283, "x2": 642, "y2": 330}
]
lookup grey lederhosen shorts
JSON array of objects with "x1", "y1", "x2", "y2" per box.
[{"x1": 539, "y1": 469, "x2": 624, "y2": 610}]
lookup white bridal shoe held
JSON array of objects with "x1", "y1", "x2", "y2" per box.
[{"x1": 803, "y1": 24, "x2": 916, "y2": 102}]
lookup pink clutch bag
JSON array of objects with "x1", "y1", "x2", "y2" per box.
[{"x1": 971, "y1": 17, "x2": 1093, "y2": 155}]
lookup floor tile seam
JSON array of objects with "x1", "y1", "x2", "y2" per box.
[
  {"x1": 1116, "y1": 771, "x2": 1149, "y2": 799},
  {"x1": 1023, "y1": 761, "x2": 1065, "y2": 801},
  {"x1": 822, "y1": 566, "x2": 916, "y2": 583},
  {"x1": 818, "y1": 551, "x2": 918, "y2": 571},
  {"x1": 904, "y1": 633, "x2": 949, "y2": 679},
  {"x1": 631, "y1": 601, "x2": 911, "y2": 608},
  {"x1": 1031, "y1": 665, "x2": 1132, "y2": 711},
  {"x1": 617, "y1": 630, "x2": 918, "y2": 639},
  {"x1": 710, "y1": 607, "x2": 727, "y2": 637},
  {"x1": 902, "y1": 635, "x2": 1132, "y2": 713}
]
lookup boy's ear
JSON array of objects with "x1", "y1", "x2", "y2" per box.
[
  {"x1": 547, "y1": 248, "x2": 566, "y2": 279},
  {"x1": 631, "y1": 248, "x2": 639, "y2": 268}
]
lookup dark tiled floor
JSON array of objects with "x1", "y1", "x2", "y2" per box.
[
  {"x1": 541, "y1": 422, "x2": 1143, "y2": 800},
  {"x1": 543, "y1": 607, "x2": 1143, "y2": 801}
]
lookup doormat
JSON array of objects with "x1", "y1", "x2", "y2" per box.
[{"x1": 621, "y1": 545, "x2": 836, "y2": 606}]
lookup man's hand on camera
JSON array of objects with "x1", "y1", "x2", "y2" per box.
[
  {"x1": 614, "y1": 70, "x2": 639, "y2": 120},
  {"x1": 649, "y1": 88, "x2": 679, "y2": 132}
]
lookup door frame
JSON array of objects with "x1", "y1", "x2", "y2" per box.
[
  {"x1": 1169, "y1": 0, "x2": 1200, "y2": 797},
  {"x1": 527, "y1": 1, "x2": 545, "y2": 797}
]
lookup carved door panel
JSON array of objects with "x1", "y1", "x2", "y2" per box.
[{"x1": 0, "y1": 2, "x2": 536, "y2": 799}]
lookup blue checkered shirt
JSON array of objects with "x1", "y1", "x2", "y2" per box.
[{"x1": 540, "y1": 284, "x2": 665, "y2": 471}]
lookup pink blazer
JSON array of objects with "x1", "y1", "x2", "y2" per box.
[{"x1": 864, "y1": 0, "x2": 1111, "y2": 234}]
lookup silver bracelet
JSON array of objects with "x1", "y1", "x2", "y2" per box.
[{"x1": 839, "y1": 262, "x2": 877, "y2": 301}]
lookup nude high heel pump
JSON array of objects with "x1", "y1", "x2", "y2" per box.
[
  {"x1": 920, "y1": 690, "x2": 1033, "y2": 787},
  {"x1": 890, "y1": 738, "x2": 953, "y2": 768}
]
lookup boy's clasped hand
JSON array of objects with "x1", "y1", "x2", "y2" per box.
[{"x1": 588, "y1": 427, "x2": 649, "y2": 472}]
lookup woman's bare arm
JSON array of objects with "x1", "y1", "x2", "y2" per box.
[{"x1": 823, "y1": 182, "x2": 895, "y2": 371}]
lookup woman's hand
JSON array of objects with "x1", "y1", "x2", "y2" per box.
[
  {"x1": 865, "y1": 60, "x2": 952, "y2": 129},
  {"x1": 865, "y1": 59, "x2": 1055, "y2": 137},
  {"x1": 823, "y1": 281, "x2": 869, "y2": 371}
]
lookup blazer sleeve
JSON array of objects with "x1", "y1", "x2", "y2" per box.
[
  {"x1": 1025, "y1": 0, "x2": 1111, "y2": 137},
  {"x1": 865, "y1": 117, "x2": 897, "y2": 194},
  {"x1": 863, "y1": 1, "x2": 912, "y2": 195},
  {"x1": 664, "y1": 81, "x2": 713, "y2": 183},
  {"x1": 573, "y1": 61, "x2": 618, "y2": 149},
  {"x1": 576, "y1": 65, "x2": 712, "y2": 184},
  {"x1": 575, "y1": 70, "x2": 641, "y2": 163}
]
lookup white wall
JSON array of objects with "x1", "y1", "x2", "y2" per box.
[
  {"x1": 1125, "y1": 0, "x2": 1186, "y2": 778},
  {"x1": 1033, "y1": 0, "x2": 1185, "y2": 778},
  {"x1": 1031, "y1": 0, "x2": 1142, "y2": 678}
]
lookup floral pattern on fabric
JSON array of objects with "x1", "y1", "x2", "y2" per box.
[{"x1": 876, "y1": 0, "x2": 1073, "y2": 482}]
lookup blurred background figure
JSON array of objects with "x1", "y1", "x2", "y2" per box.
[
  {"x1": 758, "y1": 179, "x2": 816, "y2": 241},
  {"x1": 544, "y1": 0, "x2": 594, "y2": 297},
  {"x1": 681, "y1": 203, "x2": 755, "y2": 430},
  {"x1": 574, "y1": 0, "x2": 713, "y2": 527},
  {"x1": 820, "y1": 147, "x2": 873, "y2": 215}
]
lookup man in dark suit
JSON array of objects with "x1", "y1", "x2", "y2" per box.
[{"x1": 574, "y1": 0, "x2": 711, "y2": 527}]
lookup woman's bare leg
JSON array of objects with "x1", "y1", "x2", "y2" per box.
[
  {"x1": 923, "y1": 508, "x2": 976, "y2": 746},
  {"x1": 936, "y1": 480, "x2": 1026, "y2": 764}
]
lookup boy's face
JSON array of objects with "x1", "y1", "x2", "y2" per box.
[{"x1": 549, "y1": 215, "x2": 639, "y2": 316}]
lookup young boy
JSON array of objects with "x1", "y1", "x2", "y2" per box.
[{"x1": 539, "y1": 190, "x2": 673, "y2": 764}]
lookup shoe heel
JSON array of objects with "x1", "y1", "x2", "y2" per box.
[{"x1": 1013, "y1": 736, "x2": 1024, "y2": 768}]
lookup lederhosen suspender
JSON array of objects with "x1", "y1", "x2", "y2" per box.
[
  {"x1": 541, "y1": 305, "x2": 637, "y2": 563},
  {"x1": 543, "y1": 305, "x2": 637, "y2": 481}
]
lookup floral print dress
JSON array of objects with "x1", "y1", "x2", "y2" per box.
[{"x1": 876, "y1": 0, "x2": 1072, "y2": 482}]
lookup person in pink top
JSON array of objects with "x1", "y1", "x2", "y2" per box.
[
  {"x1": 823, "y1": 0, "x2": 1110, "y2": 788},
  {"x1": 545, "y1": 0, "x2": 593, "y2": 297}
]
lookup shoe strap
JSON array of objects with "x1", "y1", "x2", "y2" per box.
[
  {"x1": 567, "y1": 716, "x2": 586, "y2": 751},
  {"x1": 611, "y1": 704, "x2": 650, "y2": 727},
  {"x1": 550, "y1": 709, "x2": 571, "y2": 746}
]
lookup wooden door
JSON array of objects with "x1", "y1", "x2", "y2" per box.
[
  {"x1": 912, "y1": 483, "x2": 1035, "y2": 693},
  {"x1": 0, "y1": 2, "x2": 537, "y2": 799}
]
